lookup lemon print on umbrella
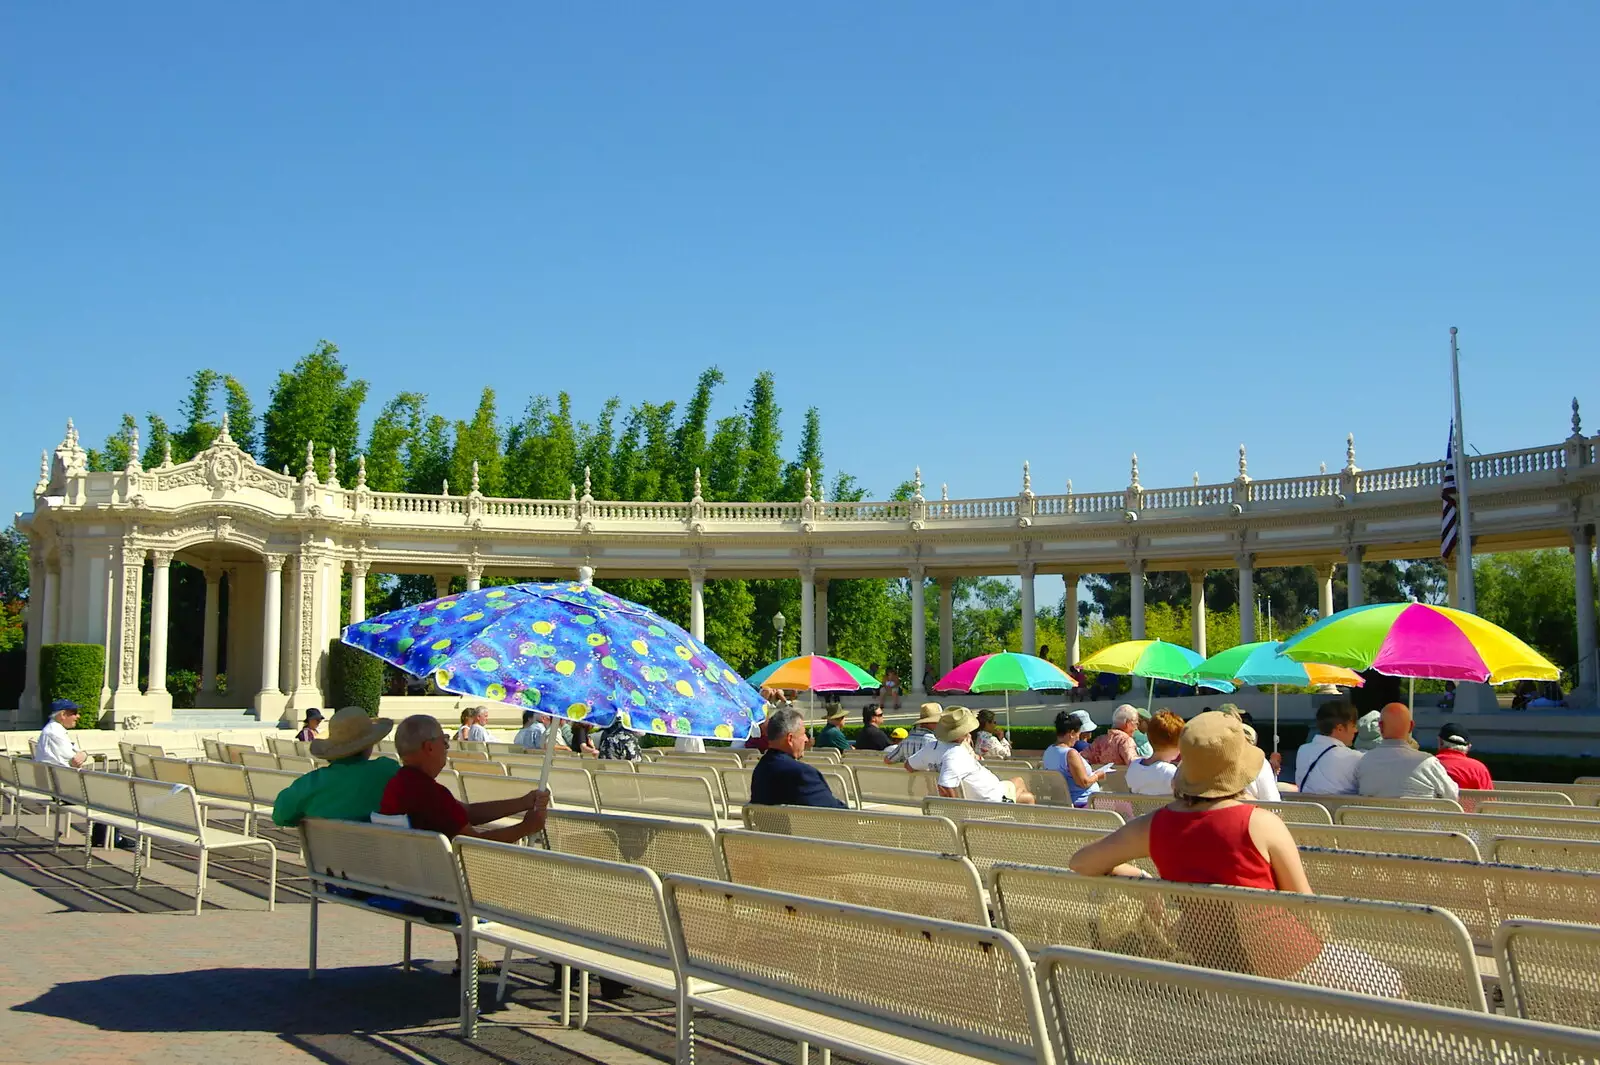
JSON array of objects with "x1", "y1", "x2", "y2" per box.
[
  {"x1": 648, "y1": 624, "x2": 667, "y2": 638},
  {"x1": 715, "y1": 724, "x2": 734, "y2": 739},
  {"x1": 396, "y1": 636, "x2": 414, "y2": 652},
  {"x1": 674, "y1": 680, "x2": 695, "y2": 697},
  {"x1": 476, "y1": 656, "x2": 498, "y2": 672},
  {"x1": 461, "y1": 612, "x2": 484, "y2": 623},
  {"x1": 533, "y1": 644, "x2": 557, "y2": 658},
  {"x1": 574, "y1": 614, "x2": 596, "y2": 626},
  {"x1": 641, "y1": 665, "x2": 669, "y2": 682},
  {"x1": 418, "y1": 616, "x2": 440, "y2": 627},
  {"x1": 431, "y1": 638, "x2": 452, "y2": 651},
  {"x1": 532, "y1": 621, "x2": 555, "y2": 636},
  {"x1": 485, "y1": 682, "x2": 506, "y2": 700},
  {"x1": 437, "y1": 600, "x2": 458, "y2": 610},
  {"x1": 651, "y1": 717, "x2": 666, "y2": 732},
  {"x1": 555, "y1": 659, "x2": 577, "y2": 676},
  {"x1": 601, "y1": 654, "x2": 619, "y2": 669},
  {"x1": 674, "y1": 645, "x2": 692, "y2": 660},
  {"x1": 486, "y1": 589, "x2": 507, "y2": 598},
  {"x1": 586, "y1": 633, "x2": 607, "y2": 647},
  {"x1": 567, "y1": 702, "x2": 589, "y2": 720},
  {"x1": 630, "y1": 690, "x2": 647, "y2": 706},
  {"x1": 519, "y1": 689, "x2": 542, "y2": 706},
  {"x1": 631, "y1": 639, "x2": 649, "y2": 656}
]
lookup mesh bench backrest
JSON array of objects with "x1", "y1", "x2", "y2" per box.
[
  {"x1": 189, "y1": 761, "x2": 252, "y2": 803},
  {"x1": 0, "y1": 756, "x2": 19, "y2": 789},
  {"x1": 718, "y1": 829, "x2": 988, "y2": 925},
  {"x1": 459, "y1": 838, "x2": 672, "y2": 957},
  {"x1": 266, "y1": 737, "x2": 298, "y2": 757},
  {"x1": 131, "y1": 778, "x2": 203, "y2": 834},
  {"x1": 594, "y1": 771, "x2": 718, "y2": 819},
  {"x1": 1290, "y1": 823, "x2": 1481, "y2": 861},
  {"x1": 960, "y1": 820, "x2": 1148, "y2": 876},
  {"x1": 457, "y1": 772, "x2": 536, "y2": 807},
  {"x1": 1339, "y1": 806, "x2": 1600, "y2": 854},
  {"x1": 221, "y1": 744, "x2": 255, "y2": 764},
  {"x1": 1040, "y1": 944, "x2": 1600, "y2": 1064},
  {"x1": 924, "y1": 796, "x2": 1124, "y2": 828},
  {"x1": 1495, "y1": 919, "x2": 1600, "y2": 1030},
  {"x1": 453, "y1": 763, "x2": 508, "y2": 778},
  {"x1": 636, "y1": 762, "x2": 727, "y2": 813},
  {"x1": 589, "y1": 759, "x2": 636, "y2": 773},
  {"x1": 994, "y1": 862, "x2": 1483, "y2": 1010},
  {"x1": 150, "y1": 757, "x2": 195, "y2": 787},
  {"x1": 1493, "y1": 837, "x2": 1600, "y2": 874},
  {"x1": 1089, "y1": 793, "x2": 1172, "y2": 819},
  {"x1": 81, "y1": 771, "x2": 139, "y2": 819},
  {"x1": 1298, "y1": 848, "x2": 1600, "y2": 948},
  {"x1": 851, "y1": 766, "x2": 938, "y2": 805},
  {"x1": 243, "y1": 767, "x2": 300, "y2": 805},
  {"x1": 742, "y1": 803, "x2": 959, "y2": 852},
  {"x1": 48, "y1": 765, "x2": 86, "y2": 804},
  {"x1": 658, "y1": 751, "x2": 744, "y2": 767},
  {"x1": 666, "y1": 875, "x2": 1045, "y2": 1063},
  {"x1": 202, "y1": 738, "x2": 225, "y2": 761},
  {"x1": 543, "y1": 809, "x2": 722, "y2": 879},
  {"x1": 299, "y1": 818, "x2": 462, "y2": 905},
  {"x1": 1500, "y1": 781, "x2": 1600, "y2": 807},
  {"x1": 1483, "y1": 802, "x2": 1600, "y2": 822},
  {"x1": 506, "y1": 764, "x2": 597, "y2": 810},
  {"x1": 1254, "y1": 800, "x2": 1334, "y2": 824},
  {"x1": 720, "y1": 767, "x2": 753, "y2": 805},
  {"x1": 239, "y1": 751, "x2": 278, "y2": 770},
  {"x1": 1461, "y1": 788, "x2": 1572, "y2": 812},
  {"x1": 1319, "y1": 794, "x2": 1463, "y2": 815}
]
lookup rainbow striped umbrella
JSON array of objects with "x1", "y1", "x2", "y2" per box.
[
  {"x1": 746, "y1": 655, "x2": 878, "y2": 692},
  {"x1": 1280, "y1": 603, "x2": 1560, "y2": 684},
  {"x1": 934, "y1": 652, "x2": 1076, "y2": 733},
  {"x1": 1079, "y1": 639, "x2": 1233, "y2": 710}
]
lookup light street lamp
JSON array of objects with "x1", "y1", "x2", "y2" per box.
[{"x1": 773, "y1": 611, "x2": 786, "y2": 661}]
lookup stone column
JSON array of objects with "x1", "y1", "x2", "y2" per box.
[
  {"x1": 1129, "y1": 560, "x2": 1147, "y2": 697},
  {"x1": 434, "y1": 574, "x2": 452, "y2": 599},
  {"x1": 466, "y1": 565, "x2": 482, "y2": 593},
  {"x1": 814, "y1": 575, "x2": 829, "y2": 655},
  {"x1": 1063, "y1": 573, "x2": 1081, "y2": 666},
  {"x1": 145, "y1": 550, "x2": 173, "y2": 707},
  {"x1": 256, "y1": 554, "x2": 285, "y2": 713},
  {"x1": 41, "y1": 563, "x2": 59, "y2": 646},
  {"x1": 110, "y1": 544, "x2": 145, "y2": 709},
  {"x1": 287, "y1": 550, "x2": 327, "y2": 713},
  {"x1": 688, "y1": 567, "x2": 706, "y2": 642},
  {"x1": 1019, "y1": 561, "x2": 1037, "y2": 656},
  {"x1": 799, "y1": 567, "x2": 816, "y2": 655},
  {"x1": 938, "y1": 578, "x2": 954, "y2": 677},
  {"x1": 1574, "y1": 525, "x2": 1598, "y2": 710},
  {"x1": 1345, "y1": 546, "x2": 1365, "y2": 608},
  {"x1": 348, "y1": 560, "x2": 368, "y2": 626},
  {"x1": 909, "y1": 565, "x2": 927, "y2": 696},
  {"x1": 200, "y1": 565, "x2": 221, "y2": 698},
  {"x1": 19, "y1": 556, "x2": 44, "y2": 717},
  {"x1": 1317, "y1": 560, "x2": 1336, "y2": 621},
  {"x1": 1188, "y1": 569, "x2": 1207, "y2": 658},
  {"x1": 1237, "y1": 554, "x2": 1256, "y2": 643}
]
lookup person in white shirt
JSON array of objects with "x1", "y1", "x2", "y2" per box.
[
  {"x1": 512, "y1": 710, "x2": 553, "y2": 750},
  {"x1": 36, "y1": 700, "x2": 89, "y2": 768},
  {"x1": 455, "y1": 706, "x2": 493, "y2": 743},
  {"x1": 908, "y1": 707, "x2": 1036, "y2": 804},
  {"x1": 674, "y1": 735, "x2": 706, "y2": 753},
  {"x1": 1294, "y1": 702, "x2": 1363, "y2": 795},
  {"x1": 1123, "y1": 709, "x2": 1183, "y2": 795}
]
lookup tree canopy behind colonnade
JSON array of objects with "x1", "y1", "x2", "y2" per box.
[{"x1": 6, "y1": 339, "x2": 1586, "y2": 702}]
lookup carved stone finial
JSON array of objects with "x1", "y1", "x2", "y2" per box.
[
  {"x1": 1066, "y1": 478, "x2": 1073, "y2": 495},
  {"x1": 569, "y1": 483, "x2": 577, "y2": 503},
  {"x1": 1238, "y1": 444, "x2": 1249, "y2": 479},
  {"x1": 36, "y1": 450, "x2": 49, "y2": 493},
  {"x1": 912, "y1": 466, "x2": 925, "y2": 503},
  {"x1": 282, "y1": 465, "x2": 290, "y2": 476},
  {"x1": 441, "y1": 478, "x2": 450, "y2": 496},
  {"x1": 1193, "y1": 471, "x2": 1200, "y2": 487},
  {"x1": 1346, "y1": 433, "x2": 1356, "y2": 469},
  {"x1": 302, "y1": 439, "x2": 318, "y2": 484},
  {"x1": 941, "y1": 483, "x2": 949, "y2": 501},
  {"x1": 1129, "y1": 453, "x2": 1141, "y2": 490},
  {"x1": 356, "y1": 453, "x2": 367, "y2": 489},
  {"x1": 471, "y1": 459, "x2": 481, "y2": 493},
  {"x1": 218, "y1": 410, "x2": 231, "y2": 441},
  {"x1": 127, "y1": 425, "x2": 142, "y2": 473},
  {"x1": 582, "y1": 465, "x2": 592, "y2": 500},
  {"x1": 1320, "y1": 461, "x2": 1328, "y2": 475},
  {"x1": 325, "y1": 446, "x2": 339, "y2": 487},
  {"x1": 160, "y1": 438, "x2": 173, "y2": 468},
  {"x1": 65, "y1": 418, "x2": 79, "y2": 448},
  {"x1": 1574, "y1": 397, "x2": 1584, "y2": 438},
  {"x1": 693, "y1": 467, "x2": 703, "y2": 501},
  {"x1": 803, "y1": 466, "x2": 813, "y2": 501},
  {"x1": 1022, "y1": 460, "x2": 1032, "y2": 495}
]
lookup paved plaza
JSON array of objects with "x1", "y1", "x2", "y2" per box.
[{"x1": 0, "y1": 813, "x2": 823, "y2": 1065}]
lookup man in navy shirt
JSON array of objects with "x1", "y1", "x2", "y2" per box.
[{"x1": 750, "y1": 706, "x2": 847, "y2": 808}]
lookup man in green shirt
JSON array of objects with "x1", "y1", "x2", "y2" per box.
[
  {"x1": 272, "y1": 706, "x2": 399, "y2": 826},
  {"x1": 815, "y1": 706, "x2": 853, "y2": 751}
]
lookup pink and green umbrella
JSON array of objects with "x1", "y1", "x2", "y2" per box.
[
  {"x1": 933, "y1": 652, "x2": 1076, "y2": 733},
  {"x1": 746, "y1": 654, "x2": 878, "y2": 692},
  {"x1": 1279, "y1": 603, "x2": 1560, "y2": 684}
]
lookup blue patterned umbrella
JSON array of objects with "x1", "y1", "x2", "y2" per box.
[{"x1": 342, "y1": 579, "x2": 766, "y2": 742}]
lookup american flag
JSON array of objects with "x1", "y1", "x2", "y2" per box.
[{"x1": 1441, "y1": 420, "x2": 1459, "y2": 559}]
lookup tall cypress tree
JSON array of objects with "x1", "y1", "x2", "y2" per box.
[
  {"x1": 262, "y1": 340, "x2": 368, "y2": 482},
  {"x1": 174, "y1": 369, "x2": 222, "y2": 461},
  {"x1": 674, "y1": 367, "x2": 723, "y2": 495},
  {"x1": 451, "y1": 387, "x2": 503, "y2": 495},
  {"x1": 222, "y1": 375, "x2": 258, "y2": 459},
  {"x1": 365, "y1": 393, "x2": 424, "y2": 493},
  {"x1": 782, "y1": 406, "x2": 824, "y2": 500},
  {"x1": 739, "y1": 372, "x2": 783, "y2": 502}
]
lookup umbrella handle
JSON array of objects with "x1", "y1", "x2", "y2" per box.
[{"x1": 535, "y1": 714, "x2": 559, "y2": 793}]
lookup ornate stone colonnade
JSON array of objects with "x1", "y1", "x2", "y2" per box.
[{"x1": 15, "y1": 406, "x2": 1600, "y2": 725}]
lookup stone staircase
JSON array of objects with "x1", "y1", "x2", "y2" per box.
[{"x1": 154, "y1": 708, "x2": 280, "y2": 732}]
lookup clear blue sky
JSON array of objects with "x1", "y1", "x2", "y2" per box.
[{"x1": 5, "y1": 2, "x2": 1596, "y2": 534}]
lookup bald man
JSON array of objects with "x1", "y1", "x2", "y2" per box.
[{"x1": 1354, "y1": 703, "x2": 1460, "y2": 800}]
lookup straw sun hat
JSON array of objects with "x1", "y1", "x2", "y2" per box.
[
  {"x1": 1171, "y1": 711, "x2": 1264, "y2": 799},
  {"x1": 309, "y1": 706, "x2": 394, "y2": 760},
  {"x1": 915, "y1": 702, "x2": 943, "y2": 726},
  {"x1": 934, "y1": 706, "x2": 981, "y2": 743}
]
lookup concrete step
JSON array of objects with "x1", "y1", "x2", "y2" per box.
[{"x1": 155, "y1": 708, "x2": 278, "y2": 732}]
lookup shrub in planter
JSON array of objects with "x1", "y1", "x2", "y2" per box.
[
  {"x1": 168, "y1": 669, "x2": 200, "y2": 709},
  {"x1": 328, "y1": 640, "x2": 383, "y2": 717},
  {"x1": 40, "y1": 643, "x2": 105, "y2": 728}
]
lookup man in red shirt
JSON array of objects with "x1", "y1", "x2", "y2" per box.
[
  {"x1": 1434, "y1": 722, "x2": 1494, "y2": 792},
  {"x1": 379, "y1": 715, "x2": 549, "y2": 842}
]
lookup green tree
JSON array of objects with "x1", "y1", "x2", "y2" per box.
[
  {"x1": 262, "y1": 340, "x2": 368, "y2": 482},
  {"x1": 673, "y1": 367, "x2": 723, "y2": 494},
  {"x1": 739, "y1": 372, "x2": 783, "y2": 501},
  {"x1": 222, "y1": 375, "x2": 259, "y2": 458},
  {"x1": 782, "y1": 406, "x2": 823, "y2": 500},
  {"x1": 1476, "y1": 549, "x2": 1588, "y2": 676},
  {"x1": 451, "y1": 387, "x2": 503, "y2": 495},
  {"x1": 578, "y1": 397, "x2": 620, "y2": 499},
  {"x1": 364, "y1": 393, "x2": 425, "y2": 493},
  {"x1": 408, "y1": 413, "x2": 453, "y2": 494},
  {"x1": 174, "y1": 368, "x2": 223, "y2": 461},
  {"x1": 142, "y1": 414, "x2": 172, "y2": 469},
  {"x1": 704, "y1": 415, "x2": 747, "y2": 501},
  {"x1": 87, "y1": 414, "x2": 139, "y2": 471},
  {"x1": 0, "y1": 528, "x2": 28, "y2": 604}
]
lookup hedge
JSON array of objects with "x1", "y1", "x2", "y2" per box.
[
  {"x1": 328, "y1": 640, "x2": 384, "y2": 717},
  {"x1": 40, "y1": 643, "x2": 105, "y2": 729}
]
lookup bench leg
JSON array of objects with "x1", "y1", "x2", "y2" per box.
[
  {"x1": 675, "y1": 989, "x2": 695, "y2": 1065},
  {"x1": 459, "y1": 927, "x2": 479, "y2": 1040},
  {"x1": 264, "y1": 844, "x2": 277, "y2": 912},
  {"x1": 308, "y1": 894, "x2": 319, "y2": 979},
  {"x1": 577, "y1": 970, "x2": 590, "y2": 1029},
  {"x1": 495, "y1": 946, "x2": 514, "y2": 1004},
  {"x1": 132, "y1": 833, "x2": 144, "y2": 890},
  {"x1": 797, "y1": 1041, "x2": 809, "y2": 1065},
  {"x1": 559, "y1": 965, "x2": 571, "y2": 1028},
  {"x1": 402, "y1": 923, "x2": 413, "y2": 971},
  {"x1": 194, "y1": 848, "x2": 208, "y2": 915}
]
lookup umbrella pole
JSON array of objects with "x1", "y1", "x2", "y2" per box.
[
  {"x1": 1005, "y1": 691, "x2": 1011, "y2": 737},
  {"x1": 1273, "y1": 686, "x2": 1280, "y2": 754},
  {"x1": 1409, "y1": 676, "x2": 1414, "y2": 713},
  {"x1": 1146, "y1": 681, "x2": 1153, "y2": 713},
  {"x1": 534, "y1": 714, "x2": 559, "y2": 793}
]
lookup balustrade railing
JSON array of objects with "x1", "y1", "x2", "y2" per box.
[
  {"x1": 481, "y1": 497, "x2": 572, "y2": 519},
  {"x1": 1247, "y1": 473, "x2": 1342, "y2": 502},
  {"x1": 1141, "y1": 483, "x2": 1234, "y2": 510},
  {"x1": 1354, "y1": 463, "x2": 1442, "y2": 494},
  {"x1": 589, "y1": 500, "x2": 690, "y2": 521},
  {"x1": 928, "y1": 497, "x2": 1017, "y2": 520},
  {"x1": 364, "y1": 491, "x2": 465, "y2": 515},
  {"x1": 699, "y1": 501, "x2": 803, "y2": 522},
  {"x1": 815, "y1": 501, "x2": 911, "y2": 521},
  {"x1": 1469, "y1": 444, "x2": 1565, "y2": 480}
]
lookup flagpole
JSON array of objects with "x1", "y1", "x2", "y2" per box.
[{"x1": 1449, "y1": 327, "x2": 1476, "y2": 612}]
